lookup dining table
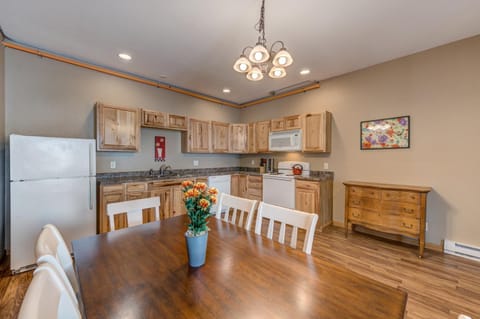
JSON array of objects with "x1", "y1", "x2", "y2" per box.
[{"x1": 72, "y1": 215, "x2": 407, "y2": 319}]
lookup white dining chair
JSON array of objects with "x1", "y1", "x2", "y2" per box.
[
  {"x1": 458, "y1": 315, "x2": 472, "y2": 319},
  {"x1": 17, "y1": 264, "x2": 81, "y2": 319},
  {"x1": 107, "y1": 196, "x2": 161, "y2": 231},
  {"x1": 215, "y1": 193, "x2": 257, "y2": 231},
  {"x1": 36, "y1": 254, "x2": 78, "y2": 306},
  {"x1": 35, "y1": 224, "x2": 79, "y2": 295},
  {"x1": 254, "y1": 202, "x2": 319, "y2": 254}
]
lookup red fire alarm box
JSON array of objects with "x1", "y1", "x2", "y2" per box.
[{"x1": 155, "y1": 136, "x2": 165, "y2": 161}]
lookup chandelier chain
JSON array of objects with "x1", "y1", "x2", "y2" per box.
[{"x1": 254, "y1": 0, "x2": 266, "y2": 44}]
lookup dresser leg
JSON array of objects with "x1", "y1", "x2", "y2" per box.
[{"x1": 345, "y1": 222, "x2": 349, "y2": 238}]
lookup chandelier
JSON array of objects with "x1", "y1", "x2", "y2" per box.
[{"x1": 233, "y1": 0, "x2": 293, "y2": 81}]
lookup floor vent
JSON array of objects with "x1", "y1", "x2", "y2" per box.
[{"x1": 444, "y1": 240, "x2": 480, "y2": 262}]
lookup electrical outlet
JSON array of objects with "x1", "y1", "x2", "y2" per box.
[
  {"x1": 110, "y1": 161, "x2": 116, "y2": 169},
  {"x1": 193, "y1": 160, "x2": 199, "y2": 167},
  {"x1": 251, "y1": 160, "x2": 255, "y2": 165},
  {"x1": 323, "y1": 162, "x2": 329, "y2": 170}
]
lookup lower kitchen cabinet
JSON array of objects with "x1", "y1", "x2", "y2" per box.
[
  {"x1": 295, "y1": 179, "x2": 333, "y2": 231},
  {"x1": 98, "y1": 184, "x2": 125, "y2": 233}
]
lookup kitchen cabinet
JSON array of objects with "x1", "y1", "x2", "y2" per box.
[
  {"x1": 96, "y1": 102, "x2": 140, "y2": 152},
  {"x1": 182, "y1": 118, "x2": 211, "y2": 153},
  {"x1": 271, "y1": 115, "x2": 301, "y2": 132},
  {"x1": 246, "y1": 175, "x2": 262, "y2": 201},
  {"x1": 98, "y1": 184, "x2": 125, "y2": 233},
  {"x1": 229, "y1": 124, "x2": 248, "y2": 153},
  {"x1": 142, "y1": 109, "x2": 168, "y2": 128},
  {"x1": 248, "y1": 123, "x2": 256, "y2": 153},
  {"x1": 211, "y1": 121, "x2": 230, "y2": 153},
  {"x1": 295, "y1": 180, "x2": 332, "y2": 231},
  {"x1": 172, "y1": 184, "x2": 187, "y2": 218},
  {"x1": 344, "y1": 181, "x2": 431, "y2": 257},
  {"x1": 302, "y1": 111, "x2": 332, "y2": 153},
  {"x1": 150, "y1": 186, "x2": 172, "y2": 220},
  {"x1": 168, "y1": 114, "x2": 188, "y2": 131},
  {"x1": 254, "y1": 120, "x2": 270, "y2": 153},
  {"x1": 231, "y1": 174, "x2": 248, "y2": 198}
]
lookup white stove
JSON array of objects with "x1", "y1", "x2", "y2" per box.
[{"x1": 263, "y1": 161, "x2": 310, "y2": 209}]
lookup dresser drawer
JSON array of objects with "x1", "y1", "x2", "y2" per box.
[
  {"x1": 381, "y1": 215, "x2": 420, "y2": 235},
  {"x1": 349, "y1": 197, "x2": 381, "y2": 210},
  {"x1": 348, "y1": 208, "x2": 380, "y2": 224},
  {"x1": 125, "y1": 182, "x2": 147, "y2": 193},
  {"x1": 349, "y1": 186, "x2": 381, "y2": 199},
  {"x1": 381, "y1": 201, "x2": 420, "y2": 218},
  {"x1": 399, "y1": 191, "x2": 420, "y2": 204},
  {"x1": 103, "y1": 184, "x2": 124, "y2": 195}
]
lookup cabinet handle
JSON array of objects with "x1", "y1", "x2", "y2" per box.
[
  {"x1": 402, "y1": 222, "x2": 414, "y2": 229},
  {"x1": 402, "y1": 208, "x2": 415, "y2": 214},
  {"x1": 352, "y1": 200, "x2": 360, "y2": 205},
  {"x1": 352, "y1": 212, "x2": 360, "y2": 218}
]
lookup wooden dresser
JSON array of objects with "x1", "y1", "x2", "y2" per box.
[{"x1": 343, "y1": 181, "x2": 432, "y2": 257}]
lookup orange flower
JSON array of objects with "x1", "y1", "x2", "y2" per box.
[
  {"x1": 199, "y1": 198, "x2": 210, "y2": 209},
  {"x1": 208, "y1": 187, "x2": 218, "y2": 195},
  {"x1": 184, "y1": 189, "x2": 195, "y2": 198},
  {"x1": 182, "y1": 180, "x2": 193, "y2": 188},
  {"x1": 192, "y1": 189, "x2": 200, "y2": 197},
  {"x1": 194, "y1": 182, "x2": 207, "y2": 191},
  {"x1": 210, "y1": 196, "x2": 217, "y2": 204}
]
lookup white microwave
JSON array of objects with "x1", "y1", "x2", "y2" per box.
[{"x1": 269, "y1": 129, "x2": 302, "y2": 151}]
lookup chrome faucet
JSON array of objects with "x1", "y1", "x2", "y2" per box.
[{"x1": 159, "y1": 164, "x2": 172, "y2": 176}]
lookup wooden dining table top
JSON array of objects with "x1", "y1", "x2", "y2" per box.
[{"x1": 72, "y1": 215, "x2": 407, "y2": 319}]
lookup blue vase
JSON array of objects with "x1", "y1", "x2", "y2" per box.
[{"x1": 185, "y1": 231, "x2": 208, "y2": 267}]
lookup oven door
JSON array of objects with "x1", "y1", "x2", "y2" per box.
[{"x1": 262, "y1": 175, "x2": 295, "y2": 209}]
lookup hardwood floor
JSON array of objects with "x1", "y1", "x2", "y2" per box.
[{"x1": 1, "y1": 225, "x2": 479, "y2": 318}]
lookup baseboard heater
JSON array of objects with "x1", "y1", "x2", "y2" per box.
[{"x1": 444, "y1": 240, "x2": 480, "y2": 262}]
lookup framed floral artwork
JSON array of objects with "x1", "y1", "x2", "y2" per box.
[{"x1": 360, "y1": 115, "x2": 410, "y2": 150}]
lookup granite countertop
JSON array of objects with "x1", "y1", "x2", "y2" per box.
[{"x1": 97, "y1": 167, "x2": 333, "y2": 184}]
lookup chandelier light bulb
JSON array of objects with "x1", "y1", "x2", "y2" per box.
[
  {"x1": 268, "y1": 66, "x2": 286, "y2": 79},
  {"x1": 246, "y1": 67, "x2": 264, "y2": 81},
  {"x1": 249, "y1": 44, "x2": 270, "y2": 63},
  {"x1": 233, "y1": 55, "x2": 252, "y2": 73},
  {"x1": 272, "y1": 49, "x2": 293, "y2": 67}
]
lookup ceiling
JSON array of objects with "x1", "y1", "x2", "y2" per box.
[{"x1": 2, "y1": 0, "x2": 480, "y2": 105}]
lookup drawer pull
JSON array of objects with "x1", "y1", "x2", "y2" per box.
[
  {"x1": 402, "y1": 222, "x2": 414, "y2": 229},
  {"x1": 352, "y1": 200, "x2": 360, "y2": 205},
  {"x1": 402, "y1": 208, "x2": 415, "y2": 214},
  {"x1": 352, "y1": 212, "x2": 360, "y2": 218}
]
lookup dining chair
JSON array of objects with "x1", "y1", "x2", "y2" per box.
[
  {"x1": 36, "y1": 254, "x2": 78, "y2": 306},
  {"x1": 215, "y1": 193, "x2": 258, "y2": 231},
  {"x1": 17, "y1": 264, "x2": 81, "y2": 319},
  {"x1": 254, "y1": 202, "x2": 319, "y2": 254},
  {"x1": 107, "y1": 196, "x2": 161, "y2": 231},
  {"x1": 35, "y1": 224, "x2": 79, "y2": 295},
  {"x1": 458, "y1": 315, "x2": 472, "y2": 319}
]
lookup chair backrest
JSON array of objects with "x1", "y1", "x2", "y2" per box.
[
  {"x1": 254, "y1": 202, "x2": 318, "y2": 254},
  {"x1": 35, "y1": 224, "x2": 79, "y2": 294},
  {"x1": 215, "y1": 193, "x2": 257, "y2": 231},
  {"x1": 107, "y1": 196, "x2": 161, "y2": 231},
  {"x1": 18, "y1": 264, "x2": 81, "y2": 319},
  {"x1": 36, "y1": 255, "x2": 78, "y2": 306},
  {"x1": 458, "y1": 315, "x2": 472, "y2": 319}
]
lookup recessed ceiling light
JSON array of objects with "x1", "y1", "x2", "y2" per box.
[
  {"x1": 118, "y1": 53, "x2": 132, "y2": 61},
  {"x1": 300, "y1": 69, "x2": 310, "y2": 75},
  {"x1": 223, "y1": 88, "x2": 231, "y2": 93}
]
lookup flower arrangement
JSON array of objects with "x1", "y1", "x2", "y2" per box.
[{"x1": 181, "y1": 180, "x2": 218, "y2": 236}]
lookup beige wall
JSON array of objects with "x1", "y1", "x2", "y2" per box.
[
  {"x1": 0, "y1": 39, "x2": 5, "y2": 256},
  {"x1": 240, "y1": 35, "x2": 480, "y2": 247},
  {"x1": 4, "y1": 49, "x2": 241, "y2": 172}
]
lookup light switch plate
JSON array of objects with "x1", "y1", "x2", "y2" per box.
[
  {"x1": 323, "y1": 162, "x2": 329, "y2": 170},
  {"x1": 193, "y1": 160, "x2": 199, "y2": 167},
  {"x1": 110, "y1": 161, "x2": 116, "y2": 169}
]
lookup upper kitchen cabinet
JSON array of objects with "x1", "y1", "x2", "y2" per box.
[
  {"x1": 254, "y1": 120, "x2": 270, "y2": 153},
  {"x1": 229, "y1": 124, "x2": 248, "y2": 153},
  {"x1": 96, "y1": 102, "x2": 140, "y2": 152},
  {"x1": 211, "y1": 121, "x2": 230, "y2": 153},
  {"x1": 271, "y1": 115, "x2": 301, "y2": 132},
  {"x1": 182, "y1": 118, "x2": 211, "y2": 153},
  {"x1": 248, "y1": 123, "x2": 256, "y2": 153},
  {"x1": 302, "y1": 111, "x2": 332, "y2": 153},
  {"x1": 141, "y1": 109, "x2": 187, "y2": 131}
]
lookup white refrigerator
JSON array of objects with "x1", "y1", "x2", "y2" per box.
[{"x1": 9, "y1": 134, "x2": 96, "y2": 272}]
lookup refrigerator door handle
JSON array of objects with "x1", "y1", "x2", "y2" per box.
[
  {"x1": 89, "y1": 143, "x2": 94, "y2": 176},
  {"x1": 89, "y1": 178, "x2": 94, "y2": 210}
]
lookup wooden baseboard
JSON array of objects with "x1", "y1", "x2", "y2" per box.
[{"x1": 331, "y1": 221, "x2": 444, "y2": 253}]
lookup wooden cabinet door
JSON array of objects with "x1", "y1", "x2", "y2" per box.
[
  {"x1": 302, "y1": 112, "x2": 332, "y2": 152},
  {"x1": 271, "y1": 118, "x2": 285, "y2": 131},
  {"x1": 238, "y1": 175, "x2": 248, "y2": 198},
  {"x1": 230, "y1": 175, "x2": 240, "y2": 197},
  {"x1": 171, "y1": 185, "x2": 187, "y2": 218},
  {"x1": 255, "y1": 120, "x2": 270, "y2": 153},
  {"x1": 142, "y1": 109, "x2": 167, "y2": 128},
  {"x1": 151, "y1": 187, "x2": 172, "y2": 220},
  {"x1": 168, "y1": 114, "x2": 187, "y2": 131},
  {"x1": 96, "y1": 102, "x2": 140, "y2": 151},
  {"x1": 211, "y1": 121, "x2": 230, "y2": 153},
  {"x1": 186, "y1": 118, "x2": 211, "y2": 153},
  {"x1": 284, "y1": 115, "x2": 301, "y2": 130},
  {"x1": 229, "y1": 124, "x2": 248, "y2": 153},
  {"x1": 295, "y1": 183, "x2": 319, "y2": 215},
  {"x1": 247, "y1": 123, "x2": 256, "y2": 153},
  {"x1": 99, "y1": 185, "x2": 125, "y2": 233}
]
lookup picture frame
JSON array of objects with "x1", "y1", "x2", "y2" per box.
[{"x1": 360, "y1": 115, "x2": 410, "y2": 150}]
